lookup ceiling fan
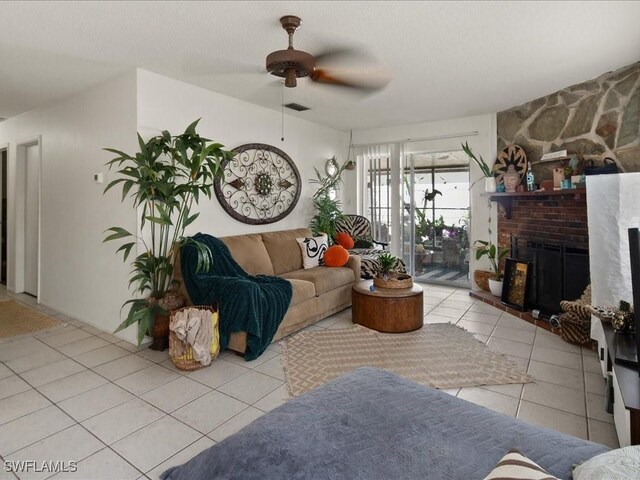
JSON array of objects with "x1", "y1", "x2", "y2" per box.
[{"x1": 265, "y1": 15, "x2": 390, "y2": 92}]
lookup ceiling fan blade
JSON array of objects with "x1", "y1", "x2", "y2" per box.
[
  {"x1": 310, "y1": 68, "x2": 391, "y2": 92},
  {"x1": 313, "y1": 47, "x2": 367, "y2": 66}
]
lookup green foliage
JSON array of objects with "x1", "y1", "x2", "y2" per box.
[
  {"x1": 309, "y1": 159, "x2": 348, "y2": 241},
  {"x1": 474, "y1": 240, "x2": 509, "y2": 280},
  {"x1": 310, "y1": 159, "x2": 348, "y2": 200},
  {"x1": 377, "y1": 253, "x2": 397, "y2": 276},
  {"x1": 104, "y1": 119, "x2": 233, "y2": 343},
  {"x1": 619, "y1": 300, "x2": 631, "y2": 312},
  {"x1": 462, "y1": 141, "x2": 492, "y2": 177},
  {"x1": 310, "y1": 195, "x2": 345, "y2": 240}
]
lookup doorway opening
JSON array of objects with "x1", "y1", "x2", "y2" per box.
[
  {"x1": 15, "y1": 138, "x2": 41, "y2": 299},
  {"x1": 0, "y1": 148, "x2": 6, "y2": 285}
]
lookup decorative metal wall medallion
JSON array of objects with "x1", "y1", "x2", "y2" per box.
[{"x1": 214, "y1": 143, "x2": 301, "y2": 224}]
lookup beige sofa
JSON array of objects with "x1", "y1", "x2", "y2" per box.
[{"x1": 174, "y1": 228, "x2": 360, "y2": 354}]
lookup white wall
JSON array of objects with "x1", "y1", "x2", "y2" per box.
[
  {"x1": 0, "y1": 69, "x2": 349, "y2": 342},
  {"x1": 587, "y1": 173, "x2": 640, "y2": 306},
  {"x1": 351, "y1": 114, "x2": 498, "y2": 289},
  {"x1": 0, "y1": 71, "x2": 139, "y2": 340},
  {"x1": 136, "y1": 70, "x2": 350, "y2": 238}
]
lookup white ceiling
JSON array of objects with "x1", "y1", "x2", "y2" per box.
[{"x1": 0, "y1": 1, "x2": 639, "y2": 130}]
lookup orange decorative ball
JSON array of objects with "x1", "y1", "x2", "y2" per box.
[
  {"x1": 323, "y1": 245, "x2": 350, "y2": 267},
  {"x1": 335, "y1": 232, "x2": 354, "y2": 250}
]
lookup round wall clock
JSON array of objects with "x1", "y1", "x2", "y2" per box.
[
  {"x1": 214, "y1": 143, "x2": 301, "y2": 225},
  {"x1": 493, "y1": 144, "x2": 527, "y2": 184}
]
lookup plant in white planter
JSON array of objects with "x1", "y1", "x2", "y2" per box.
[
  {"x1": 462, "y1": 142, "x2": 495, "y2": 192},
  {"x1": 474, "y1": 240, "x2": 509, "y2": 297}
]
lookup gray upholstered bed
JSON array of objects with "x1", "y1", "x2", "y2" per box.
[{"x1": 161, "y1": 368, "x2": 608, "y2": 480}]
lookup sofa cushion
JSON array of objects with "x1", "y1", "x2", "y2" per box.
[
  {"x1": 287, "y1": 279, "x2": 316, "y2": 306},
  {"x1": 220, "y1": 234, "x2": 274, "y2": 276},
  {"x1": 296, "y1": 234, "x2": 328, "y2": 269},
  {"x1": 483, "y1": 450, "x2": 558, "y2": 480},
  {"x1": 281, "y1": 266, "x2": 355, "y2": 296},
  {"x1": 261, "y1": 228, "x2": 312, "y2": 275}
]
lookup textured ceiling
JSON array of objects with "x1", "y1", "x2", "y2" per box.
[{"x1": 0, "y1": 1, "x2": 639, "y2": 130}]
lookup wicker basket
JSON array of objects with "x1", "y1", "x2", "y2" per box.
[
  {"x1": 373, "y1": 274, "x2": 413, "y2": 289},
  {"x1": 559, "y1": 311, "x2": 591, "y2": 346},
  {"x1": 169, "y1": 305, "x2": 219, "y2": 371},
  {"x1": 473, "y1": 270, "x2": 492, "y2": 292}
]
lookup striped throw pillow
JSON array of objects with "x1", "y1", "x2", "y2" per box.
[{"x1": 483, "y1": 450, "x2": 559, "y2": 480}]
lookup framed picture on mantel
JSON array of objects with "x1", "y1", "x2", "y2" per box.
[{"x1": 502, "y1": 259, "x2": 532, "y2": 311}]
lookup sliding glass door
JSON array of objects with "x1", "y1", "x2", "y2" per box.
[
  {"x1": 358, "y1": 143, "x2": 471, "y2": 288},
  {"x1": 403, "y1": 151, "x2": 470, "y2": 287}
]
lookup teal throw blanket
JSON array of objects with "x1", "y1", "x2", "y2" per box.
[{"x1": 180, "y1": 233, "x2": 293, "y2": 361}]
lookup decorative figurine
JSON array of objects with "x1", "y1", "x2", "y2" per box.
[{"x1": 503, "y1": 165, "x2": 520, "y2": 193}]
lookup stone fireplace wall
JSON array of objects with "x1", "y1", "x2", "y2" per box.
[{"x1": 497, "y1": 61, "x2": 640, "y2": 178}]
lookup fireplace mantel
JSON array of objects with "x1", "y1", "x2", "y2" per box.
[{"x1": 483, "y1": 190, "x2": 587, "y2": 219}]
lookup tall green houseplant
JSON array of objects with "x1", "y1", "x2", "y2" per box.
[
  {"x1": 103, "y1": 119, "x2": 233, "y2": 343},
  {"x1": 309, "y1": 160, "x2": 348, "y2": 241}
]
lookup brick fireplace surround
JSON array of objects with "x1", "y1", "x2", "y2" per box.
[
  {"x1": 470, "y1": 190, "x2": 588, "y2": 334},
  {"x1": 496, "y1": 191, "x2": 588, "y2": 252}
]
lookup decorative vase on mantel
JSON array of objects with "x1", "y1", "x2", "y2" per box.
[{"x1": 485, "y1": 176, "x2": 497, "y2": 193}]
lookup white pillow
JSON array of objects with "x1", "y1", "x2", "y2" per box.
[
  {"x1": 483, "y1": 449, "x2": 558, "y2": 480},
  {"x1": 573, "y1": 446, "x2": 640, "y2": 479},
  {"x1": 296, "y1": 234, "x2": 328, "y2": 269}
]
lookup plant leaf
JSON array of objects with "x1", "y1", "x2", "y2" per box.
[{"x1": 103, "y1": 227, "x2": 133, "y2": 242}]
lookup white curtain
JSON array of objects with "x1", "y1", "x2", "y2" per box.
[{"x1": 356, "y1": 144, "x2": 398, "y2": 254}]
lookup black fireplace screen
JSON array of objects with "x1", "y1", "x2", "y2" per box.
[{"x1": 510, "y1": 235, "x2": 589, "y2": 315}]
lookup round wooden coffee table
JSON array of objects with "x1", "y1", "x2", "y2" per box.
[{"x1": 352, "y1": 280, "x2": 423, "y2": 333}]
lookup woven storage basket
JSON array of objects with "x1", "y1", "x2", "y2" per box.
[
  {"x1": 559, "y1": 311, "x2": 591, "y2": 346},
  {"x1": 169, "y1": 305, "x2": 219, "y2": 371},
  {"x1": 473, "y1": 270, "x2": 492, "y2": 292},
  {"x1": 373, "y1": 274, "x2": 413, "y2": 289}
]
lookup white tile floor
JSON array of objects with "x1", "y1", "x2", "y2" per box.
[{"x1": 0, "y1": 284, "x2": 618, "y2": 480}]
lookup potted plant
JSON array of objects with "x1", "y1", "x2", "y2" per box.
[
  {"x1": 376, "y1": 252, "x2": 396, "y2": 281},
  {"x1": 462, "y1": 141, "x2": 495, "y2": 192},
  {"x1": 309, "y1": 159, "x2": 348, "y2": 241},
  {"x1": 103, "y1": 119, "x2": 233, "y2": 348},
  {"x1": 373, "y1": 253, "x2": 412, "y2": 289},
  {"x1": 474, "y1": 240, "x2": 509, "y2": 296}
]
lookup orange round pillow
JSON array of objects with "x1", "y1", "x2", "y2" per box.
[
  {"x1": 335, "y1": 232, "x2": 354, "y2": 250},
  {"x1": 323, "y1": 245, "x2": 350, "y2": 267}
]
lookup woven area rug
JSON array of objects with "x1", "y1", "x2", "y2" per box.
[
  {"x1": 0, "y1": 300, "x2": 62, "y2": 338},
  {"x1": 282, "y1": 323, "x2": 531, "y2": 396}
]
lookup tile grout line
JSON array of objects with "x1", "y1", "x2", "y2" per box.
[
  {"x1": 1, "y1": 334, "x2": 223, "y2": 470},
  {"x1": 0, "y1": 360, "x2": 145, "y2": 480}
]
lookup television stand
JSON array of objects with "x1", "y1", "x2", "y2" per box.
[{"x1": 602, "y1": 323, "x2": 640, "y2": 445}]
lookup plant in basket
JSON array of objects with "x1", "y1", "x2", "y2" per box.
[
  {"x1": 474, "y1": 240, "x2": 509, "y2": 297},
  {"x1": 103, "y1": 119, "x2": 233, "y2": 348},
  {"x1": 374, "y1": 253, "x2": 413, "y2": 289},
  {"x1": 376, "y1": 253, "x2": 396, "y2": 281}
]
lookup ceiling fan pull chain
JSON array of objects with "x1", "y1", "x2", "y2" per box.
[{"x1": 281, "y1": 81, "x2": 285, "y2": 142}]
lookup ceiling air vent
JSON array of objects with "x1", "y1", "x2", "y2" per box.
[{"x1": 284, "y1": 103, "x2": 310, "y2": 112}]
